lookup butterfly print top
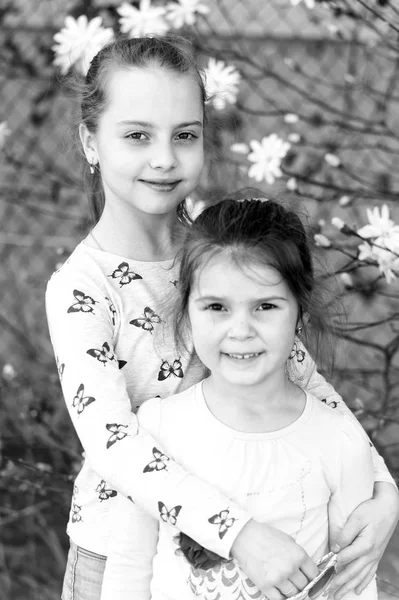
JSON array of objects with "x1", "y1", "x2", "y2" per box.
[
  {"x1": 45, "y1": 241, "x2": 393, "y2": 558},
  {"x1": 102, "y1": 385, "x2": 378, "y2": 600}
]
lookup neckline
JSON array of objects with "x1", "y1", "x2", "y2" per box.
[
  {"x1": 194, "y1": 381, "x2": 313, "y2": 441},
  {"x1": 80, "y1": 238, "x2": 176, "y2": 266}
]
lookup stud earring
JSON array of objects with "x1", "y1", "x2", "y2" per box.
[{"x1": 295, "y1": 325, "x2": 303, "y2": 335}]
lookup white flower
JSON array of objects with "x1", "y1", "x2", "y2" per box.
[
  {"x1": 314, "y1": 234, "x2": 331, "y2": 248},
  {"x1": 204, "y1": 58, "x2": 241, "y2": 110},
  {"x1": 357, "y1": 205, "x2": 399, "y2": 240},
  {"x1": 339, "y1": 195, "x2": 351, "y2": 207},
  {"x1": 340, "y1": 273, "x2": 354, "y2": 288},
  {"x1": 290, "y1": 0, "x2": 315, "y2": 8},
  {"x1": 288, "y1": 132, "x2": 301, "y2": 143},
  {"x1": 0, "y1": 121, "x2": 11, "y2": 151},
  {"x1": 230, "y1": 142, "x2": 250, "y2": 154},
  {"x1": 117, "y1": 0, "x2": 170, "y2": 37},
  {"x1": 2, "y1": 364, "x2": 16, "y2": 381},
  {"x1": 284, "y1": 113, "x2": 299, "y2": 124},
  {"x1": 324, "y1": 153, "x2": 341, "y2": 168},
  {"x1": 358, "y1": 237, "x2": 399, "y2": 284},
  {"x1": 286, "y1": 177, "x2": 297, "y2": 191},
  {"x1": 166, "y1": 0, "x2": 209, "y2": 28},
  {"x1": 52, "y1": 15, "x2": 114, "y2": 75},
  {"x1": 247, "y1": 134, "x2": 291, "y2": 185},
  {"x1": 332, "y1": 217, "x2": 346, "y2": 231}
]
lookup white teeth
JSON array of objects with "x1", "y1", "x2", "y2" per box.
[{"x1": 227, "y1": 353, "x2": 260, "y2": 360}]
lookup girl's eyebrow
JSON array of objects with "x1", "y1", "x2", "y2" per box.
[
  {"x1": 117, "y1": 120, "x2": 203, "y2": 128},
  {"x1": 194, "y1": 295, "x2": 288, "y2": 303}
]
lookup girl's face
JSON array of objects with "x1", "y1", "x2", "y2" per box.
[
  {"x1": 188, "y1": 251, "x2": 299, "y2": 391},
  {"x1": 81, "y1": 66, "x2": 204, "y2": 218}
]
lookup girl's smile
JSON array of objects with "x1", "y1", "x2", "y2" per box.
[
  {"x1": 82, "y1": 66, "x2": 204, "y2": 220},
  {"x1": 188, "y1": 250, "x2": 300, "y2": 394}
]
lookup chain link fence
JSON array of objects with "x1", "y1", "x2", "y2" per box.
[{"x1": 1, "y1": 1, "x2": 399, "y2": 598}]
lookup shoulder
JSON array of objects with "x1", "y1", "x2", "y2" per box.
[{"x1": 138, "y1": 385, "x2": 198, "y2": 429}]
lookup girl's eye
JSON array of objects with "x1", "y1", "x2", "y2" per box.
[
  {"x1": 258, "y1": 303, "x2": 276, "y2": 311},
  {"x1": 176, "y1": 132, "x2": 197, "y2": 141},
  {"x1": 126, "y1": 132, "x2": 148, "y2": 141},
  {"x1": 206, "y1": 303, "x2": 225, "y2": 311}
]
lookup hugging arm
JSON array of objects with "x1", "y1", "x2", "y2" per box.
[{"x1": 291, "y1": 340, "x2": 399, "y2": 597}]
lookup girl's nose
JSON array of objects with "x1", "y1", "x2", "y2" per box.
[
  {"x1": 227, "y1": 315, "x2": 255, "y2": 340},
  {"x1": 150, "y1": 141, "x2": 177, "y2": 171}
]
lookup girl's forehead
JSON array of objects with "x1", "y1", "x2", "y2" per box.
[
  {"x1": 192, "y1": 251, "x2": 284, "y2": 291},
  {"x1": 101, "y1": 66, "x2": 203, "y2": 122}
]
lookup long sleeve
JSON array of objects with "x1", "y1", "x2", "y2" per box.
[
  {"x1": 101, "y1": 398, "x2": 165, "y2": 600},
  {"x1": 45, "y1": 255, "x2": 251, "y2": 558},
  {"x1": 100, "y1": 496, "x2": 158, "y2": 600},
  {"x1": 326, "y1": 415, "x2": 377, "y2": 600},
  {"x1": 287, "y1": 338, "x2": 396, "y2": 487}
]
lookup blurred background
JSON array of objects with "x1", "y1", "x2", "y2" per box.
[{"x1": 0, "y1": 0, "x2": 398, "y2": 598}]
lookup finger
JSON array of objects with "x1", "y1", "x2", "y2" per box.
[
  {"x1": 287, "y1": 572, "x2": 309, "y2": 592},
  {"x1": 354, "y1": 565, "x2": 377, "y2": 594},
  {"x1": 333, "y1": 515, "x2": 365, "y2": 552},
  {"x1": 332, "y1": 565, "x2": 375, "y2": 600},
  {"x1": 329, "y1": 560, "x2": 375, "y2": 598},
  {"x1": 329, "y1": 557, "x2": 369, "y2": 591},
  {"x1": 278, "y1": 581, "x2": 298, "y2": 597},
  {"x1": 264, "y1": 587, "x2": 286, "y2": 600},
  {"x1": 299, "y1": 557, "x2": 319, "y2": 581},
  {"x1": 336, "y1": 539, "x2": 374, "y2": 568}
]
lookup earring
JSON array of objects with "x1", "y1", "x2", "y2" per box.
[
  {"x1": 89, "y1": 163, "x2": 95, "y2": 174},
  {"x1": 295, "y1": 325, "x2": 303, "y2": 335}
]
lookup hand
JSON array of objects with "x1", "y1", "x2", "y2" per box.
[
  {"x1": 231, "y1": 519, "x2": 319, "y2": 600},
  {"x1": 329, "y1": 483, "x2": 399, "y2": 600}
]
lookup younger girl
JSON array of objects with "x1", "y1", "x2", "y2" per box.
[
  {"x1": 45, "y1": 35, "x2": 398, "y2": 600},
  {"x1": 101, "y1": 198, "x2": 380, "y2": 600}
]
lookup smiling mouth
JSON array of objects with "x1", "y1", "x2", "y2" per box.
[
  {"x1": 140, "y1": 179, "x2": 181, "y2": 191},
  {"x1": 224, "y1": 352, "x2": 262, "y2": 360}
]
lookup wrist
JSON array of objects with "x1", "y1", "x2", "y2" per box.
[{"x1": 229, "y1": 516, "x2": 253, "y2": 559}]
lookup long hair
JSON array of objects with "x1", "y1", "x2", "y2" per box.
[{"x1": 72, "y1": 35, "x2": 206, "y2": 224}]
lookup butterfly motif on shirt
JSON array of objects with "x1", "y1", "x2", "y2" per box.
[
  {"x1": 130, "y1": 306, "x2": 162, "y2": 334},
  {"x1": 71, "y1": 503, "x2": 83, "y2": 523},
  {"x1": 143, "y1": 447, "x2": 170, "y2": 473},
  {"x1": 105, "y1": 423, "x2": 129, "y2": 449},
  {"x1": 105, "y1": 296, "x2": 117, "y2": 326},
  {"x1": 158, "y1": 358, "x2": 184, "y2": 381},
  {"x1": 289, "y1": 342, "x2": 305, "y2": 363},
  {"x1": 72, "y1": 384, "x2": 96, "y2": 415},
  {"x1": 158, "y1": 501, "x2": 182, "y2": 526},
  {"x1": 56, "y1": 356, "x2": 65, "y2": 381},
  {"x1": 67, "y1": 289, "x2": 98, "y2": 314},
  {"x1": 108, "y1": 262, "x2": 143, "y2": 288},
  {"x1": 208, "y1": 508, "x2": 236, "y2": 540},
  {"x1": 321, "y1": 398, "x2": 339, "y2": 409},
  {"x1": 86, "y1": 342, "x2": 116, "y2": 366},
  {"x1": 95, "y1": 479, "x2": 117, "y2": 502}
]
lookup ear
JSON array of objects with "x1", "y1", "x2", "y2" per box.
[{"x1": 79, "y1": 123, "x2": 98, "y2": 165}]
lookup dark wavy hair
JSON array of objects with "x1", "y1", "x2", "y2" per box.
[
  {"x1": 74, "y1": 35, "x2": 206, "y2": 224},
  {"x1": 174, "y1": 195, "x2": 334, "y2": 366}
]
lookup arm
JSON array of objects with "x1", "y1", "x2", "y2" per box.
[
  {"x1": 287, "y1": 338, "x2": 396, "y2": 486},
  {"x1": 45, "y1": 270, "x2": 249, "y2": 559},
  {"x1": 101, "y1": 398, "x2": 165, "y2": 600},
  {"x1": 101, "y1": 496, "x2": 158, "y2": 600},
  {"x1": 326, "y1": 415, "x2": 378, "y2": 600}
]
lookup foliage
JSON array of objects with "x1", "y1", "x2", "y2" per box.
[{"x1": 1, "y1": 0, "x2": 399, "y2": 598}]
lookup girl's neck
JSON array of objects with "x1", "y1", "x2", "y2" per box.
[
  {"x1": 87, "y1": 201, "x2": 181, "y2": 262},
  {"x1": 202, "y1": 374, "x2": 306, "y2": 434}
]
